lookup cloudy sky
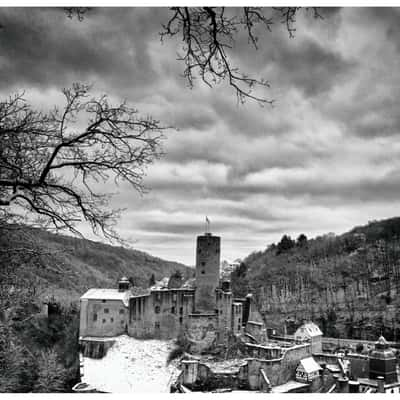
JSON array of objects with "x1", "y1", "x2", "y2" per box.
[{"x1": 2, "y1": 7, "x2": 400, "y2": 265}]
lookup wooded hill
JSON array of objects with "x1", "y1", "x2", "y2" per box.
[
  {"x1": 1, "y1": 224, "x2": 192, "y2": 305},
  {"x1": 233, "y1": 217, "x2": 400, "y2": 342}
]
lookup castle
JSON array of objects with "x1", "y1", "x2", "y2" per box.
[{"x1": 79, "y1": 231, "x2": 265, "y2": 350}]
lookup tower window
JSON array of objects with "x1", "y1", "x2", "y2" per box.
[{"x1": 93, "y1": 313, "x2": 98, "y2": 322}]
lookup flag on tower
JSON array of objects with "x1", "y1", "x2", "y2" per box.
[{"x1": 205, "y1": 216, "x2": 210, "y2": 233}]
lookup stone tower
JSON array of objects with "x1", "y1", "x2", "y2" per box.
[{"x1": 195, "y1": 232, "x2": 221, "y2": 312}]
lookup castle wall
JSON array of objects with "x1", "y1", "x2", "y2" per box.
[
  {"x1": 216, "y1": 289, "x2": 233, "y2": 342},
  {"x1": 81, "y1": 298, "x2": 128, "y2": 337},
  {"x1": 245, "y1": 343, "x2": 312, "y2": 387},
  {"x1": 232, "y1": 302, "x2": 243, "y2": 335},
  {"x1": 128, "y1": 289, "x2": 195, "y2": 339},
  {"x1": 195, "y1": 234, "x2": 220, "y2": 312},
  {"x1": 186, "y1": 314, "x2": 218, "y2": 353}
]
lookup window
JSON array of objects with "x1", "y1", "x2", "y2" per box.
[
  {"x1": 201, "y1": 261, "x2": 206, "y2": 267},
  {"x1": 110, "y1": 317, "x2": 114, "y2": 323},
  {"x1": 179, "y1": 317, "x2": 183, "y2": 324},
  {"x1": 238, "y1": 324, "x2": 241, "y2": 331},
  {"x1": 102, "y1": 299, "x2": 106, "y2": 303},
  {"x1": 155, "y1": 305, "x2": 160, "y2": 314},
  {"x1": 119, "y1": 309, "x2": 125, "y2": 315},
  {"x1": 102, "y1": 319, "x2": 106, "y2": 323},
  {"x1": 155, "y1": 322, "x2": 160, "y2": 329},
  {"x1": 171, "y1": 306, "x2": 175, "y2": 314},
  {"x1": 179, "y1": 307, "x2": 183, "y2": 315},
  {"x1": 104, "y1": 308, "x2": 109, "y2": 314},
  {"x1": 93, "y1": 313, "x2": 98, "y2": 322},
  {"x1": 201, "y1": 270, "x2": 205, "y2": 274},
  {"x1": 120, "y1": 320, "x2": 124, "y2": 325}
]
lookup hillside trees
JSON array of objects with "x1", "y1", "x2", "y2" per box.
[{"x1": 231, "y1": 262, "x2": 250, "y2": 297}]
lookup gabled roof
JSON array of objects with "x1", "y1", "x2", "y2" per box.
[
  {"x1": 81, "y1": 289, "x2": 130, "y2": 307},
  {"x1": 295, "y1": 322, "x2": 322, "y2": 337},
  {"x1": 298, "y1": 357, "x2": 322, "y2": 374}
]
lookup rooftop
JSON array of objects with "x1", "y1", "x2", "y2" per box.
[
  {"x1": 272, "y1": 380, "x2": 309, "y2": 393},
  {"x1": 298, "y1": 357, "x2": 322, "y2": 374},
  {"x1": 295, "y1": 322, "x2": 323, "y2": 337},
  {"x1": 81, "y1": 289, "x2": 130, "y2": 307}
]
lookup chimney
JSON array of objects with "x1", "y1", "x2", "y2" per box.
[
  {"x1": 118, "y1": 276, "x2": 130, "y2": 292},
  {"x1": 349, "y1": 380, "x2": 360, "y2": 393},
  {"x1": 338, "y1": 377, "x2": 349, "y2": 393},
  {"x1": 377, "y1": 376, "x2": 385, "y2": 393}
]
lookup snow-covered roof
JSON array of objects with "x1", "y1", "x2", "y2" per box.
[
  {"x1": 81, "y1": 289, "x2": 130, "y2": 307},
  {"x1": 150, "y1": 277, "x2": 169, "y2": 290},
  {"x1": 295, "y1": 322, "x2": 322, "y2": 337},
  {"x1": 298, "y1": 357, "x2": 322, "y2": 374}
]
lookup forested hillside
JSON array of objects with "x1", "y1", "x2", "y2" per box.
[
  {"x1": 233, "y1": 217, "x2": 400, "y2": 342},
  {"x1": 1, "y1": 224, "x2": 192, "y2": 303}
]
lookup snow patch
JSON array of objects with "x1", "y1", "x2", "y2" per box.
[{"x1": 82, "y1": 335, "x2": 180, "y2": 392}]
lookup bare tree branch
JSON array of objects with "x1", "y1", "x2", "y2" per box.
[
  {"x1": 160, "y1": 7, "x2": 323, "y2": 105},
  {"x1": 0, "y1": 83, "x2": 166, "y2": 241}
]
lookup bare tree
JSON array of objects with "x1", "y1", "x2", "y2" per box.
[
  {"x1": 64, "y1": 7, "x2": 323, "y2": 105},
  {"x1": 0, "y1": 83, "x2": 165, "y2": 240},
  {"x1": 160, "y1": 7, "x2": 323, "y2": 105}
]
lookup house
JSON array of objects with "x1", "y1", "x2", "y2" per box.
[
  {"x1": 296, "y1": 357, "x2": 322, "y2": 383},
  {"x1": 294, "y1": 322, "x2": 323, "y2": 353}
]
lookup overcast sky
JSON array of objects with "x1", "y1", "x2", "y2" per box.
[{"x1": 2, "y1": 7, "x2": 400, "y2": 265}]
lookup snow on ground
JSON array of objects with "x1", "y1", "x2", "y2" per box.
[{"x1": 82, "y1": 335, "x2": 180, "y2": 392}]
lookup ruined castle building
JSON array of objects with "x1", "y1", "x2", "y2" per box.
[
  {"x1": 78, "y1": 230, "x2": 265, "y2": 352},
  {"x1": 195, "y1": 233, "x2": 221, "y2": 312}
]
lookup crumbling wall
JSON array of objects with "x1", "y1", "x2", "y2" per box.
[
  {"x1": 245, "y1": 343, "x2": 311, "y2": 387},
  {"x1": 80, "y1": 339, "x2": 115, "y2": 359},
  {"x1": 216, "y1": 290, "x2": 233, "y2": 343},
  {"x1": 186, "y1": 314, "x2": 218, "y2": 353},
  {"x1": 179, "y1": 360, "x2": 248, "y2": 391},
  {"x1": 128, "y1": 290, "x2": 194, "y2": 339}
]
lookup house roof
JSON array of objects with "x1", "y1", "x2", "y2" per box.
[
  {"x1": 81, "y1": 289, "x2": 130, "y2": 307},
  {"x1": 295, "y1": 322, "x2": 322, "y2": 337},
  {"x1": 298, "y1": 357, "x2": 322, "y2": 374}
]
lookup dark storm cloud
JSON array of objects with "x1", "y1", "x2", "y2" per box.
[
  {"x1": 272, "y1": 39, "x2": 354, "y2": 97},
  {"x1": 0, "y1": 8, "x2": 168, "y2": 92}
]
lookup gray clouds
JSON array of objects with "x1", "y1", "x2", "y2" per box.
[{"x1": 2, "y1": 7, "x2": 400, "y2": 264}]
